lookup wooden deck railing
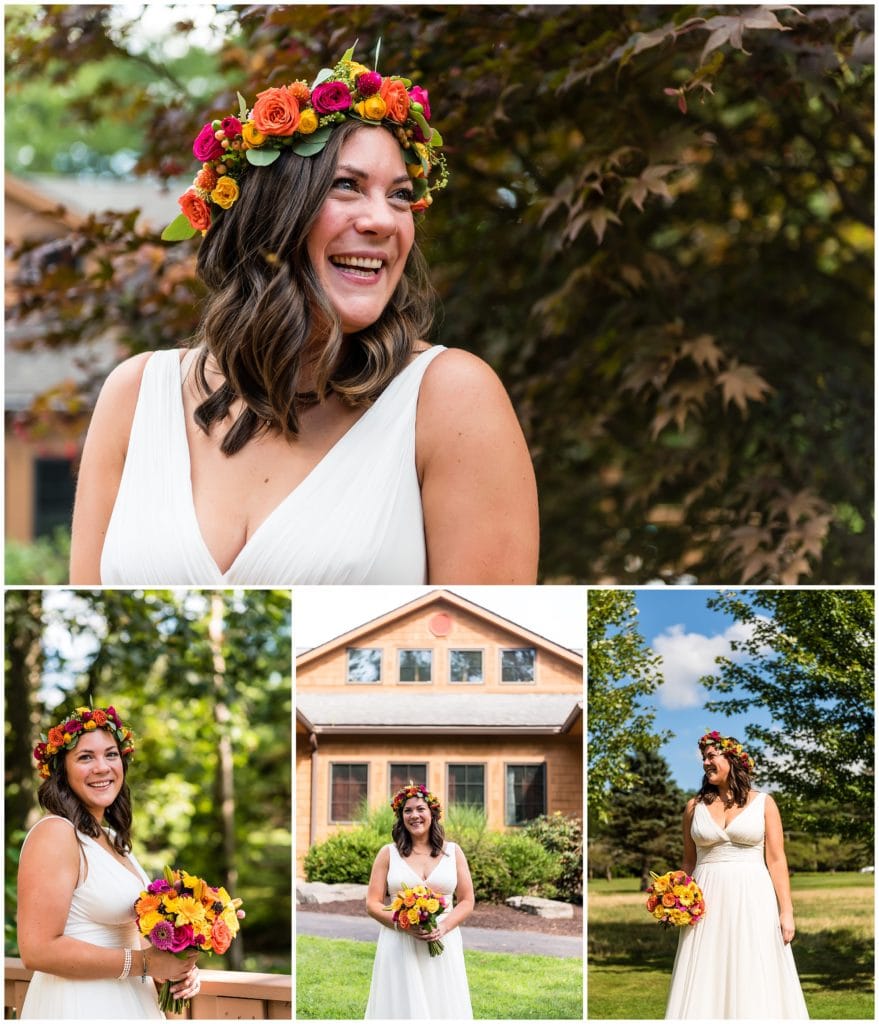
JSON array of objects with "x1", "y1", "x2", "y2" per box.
[{"x1": 4, "y1": 958, "x2": 292, "y2": 1019}]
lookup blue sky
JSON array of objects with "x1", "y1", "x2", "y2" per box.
[{"x1": 632, "y1": 589, "x2": 773, "y2": 792}]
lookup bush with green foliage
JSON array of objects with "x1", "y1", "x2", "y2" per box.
[
  {"x1": 522, "y1": 813, "x2": 583, "y2": 904},
  {"x1": 5, "y1": 528, "x2": 71, "y2": 585},
  {"x1": 305, "y1": 803, "x2": 562, "y2": 901}
]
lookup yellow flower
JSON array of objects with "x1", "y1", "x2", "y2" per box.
[
  {"x1": 241, "y1": 121, "x2": 266, "y2": 148},
  {"x1": 426, "y1": 898, "x2": 440, "y2": 913},
  {"x1": 355, "y1": 95, "x2": 387, "y2": 121},
  {"x1": 406, "y1": 908, "x2": 420, "y2": 925},
  {"x1": 390, "y1": 897, "x2": 403, "y2": 911},
  {"x1": 137, "y1": 910, "x2": 165, "y2": 936},
  {"x1": 652, "y1": 906, "x2": 666, "y2": 920},
  {"x1": 211, "y1": 176, "x2": 239, "y2": 209},
  {"x1": 75, "y1": 706, "x2": 90, "y2": 715},
  {"x1": 162, "y1": 894, "x2": 179, "y2": 913},
  {"x1": 174, "y1": 896, "x2": 208, "y2": 929},
  {"x1": 677, "y1": 889, "x2": 695, "y2": 907},
  {"x1": 84, "y1": 721, "x2": 97, "y2": 731},
  {"x1": 297, "y1": 109, "x2": 319, "y2": 134}
]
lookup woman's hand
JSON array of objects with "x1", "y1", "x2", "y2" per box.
[
  {"x1": 779, "y1": 911, "x2": 796, "y2": 945},
  {"x1": 170, "y1": 961, "x2": 201, "y2": 1000},
  {"x1": 411, "y1": 921, "x2": 447, "y2": 942},
  {"x1": 148, "y1": 947, "x2": 200, "y2": 982}
]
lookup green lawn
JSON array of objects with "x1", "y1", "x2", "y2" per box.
[
  {"x1": 588, "y1": 872, "x2": 874, "y2": 1019},
  {"x1": 297, "y1": 935, "x2": 583, "y2": 1019}
]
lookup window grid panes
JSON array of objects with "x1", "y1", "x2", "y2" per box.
[
  {"x1": 347, "y1": 647, "x2": 382, "y2": 683},
  {"x1": 447, "y1": 764, "x2": 485, "y2": 810},
  {"x1": 449, "y1": 650, "x2": 484, "y2": 683},
  {"x1": 505, "y1": 763, "x2": 546, "y2": 825},
  {"x1": 501, "y1": 647, "x2": 536, "y2": 683},
  {"x1": 399, "y1": 649, "x2": 432, "y2": 683},
  {"x1": 389, "y1": 763, "x2": 428, "y2": 795},
  {"x1": 330, "y1": 763, "x2": 368, "y2": 821}
]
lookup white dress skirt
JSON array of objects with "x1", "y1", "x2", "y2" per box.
[
  {"x1": 665, "y1": 792, "x2": 809, "y2": 1019},
  {"x1": 19, "y1": 816, "x2": 163, "y2": 1020},
  {"x1": 364, "y1": 842, "x2": 473, "y2": 1019}
]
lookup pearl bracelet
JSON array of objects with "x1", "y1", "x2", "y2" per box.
[{"x1": 118, "y1": 947, "x2": 132, "y2": 980}]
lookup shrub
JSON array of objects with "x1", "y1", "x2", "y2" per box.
[
  {"x1": 522, "y1": 813, "x2": 583, "y2": 903},
  {"x1": 5, "y1": 527, "x2": 71, "y2": 584},
  {"x1": 303, "y1": 829, "x2": 383, "y2": 884}
]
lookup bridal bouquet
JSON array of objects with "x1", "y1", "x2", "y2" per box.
[
  {"x1": 646, "y1": 869, "x2": 705, "y2": 928},
  {"x1": 134, "y1": 865, "x2": 245, "y2": 1013},
  {"x1": 385, "y1": 883, "x2": 449, "y2": 956}
]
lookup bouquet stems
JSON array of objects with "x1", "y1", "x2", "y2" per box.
[{"x1": 157, "y1": 979, "x2": 188, "y2": 1014}]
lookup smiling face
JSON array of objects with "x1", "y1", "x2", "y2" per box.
[
  {"x1": 402, "y1": 796, "x2": 431, "y2": 840},
  {"x1": 701, "y1": 744, "x2": 732, "y2": 786},
  {"x1": 306, "y1": 125, "x2": 416, "y2": 336},
  {"x1": 64, "y1": 729, "x2": 124, "y2": 822}
]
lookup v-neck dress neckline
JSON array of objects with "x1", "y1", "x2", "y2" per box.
[{"x1": 100, "y1": 345, "x2": 446, "y2": 585}]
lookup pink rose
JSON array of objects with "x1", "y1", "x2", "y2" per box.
[
  {"x1": 356, "y1": 71, "x2": 383, "y2": 97},
  {"x1": 193, "y1": 123, "x2": 223, "y2": 161},
  {"x1": 170, "y1": 924, "x2": 195, "y2": 952},
  {"x1": 311, "y1": 81, "x2": 352, "y2": 114},
  {"x1": 221, "y1": 116, "x2": 242, "y2": 138},
  {"x1": 409, "y1": 86, "x2": 431, "y2": 120}
]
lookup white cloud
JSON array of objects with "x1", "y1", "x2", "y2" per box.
[{"x1": 653, "y1": 620, "x2": 759, "y2": 709}]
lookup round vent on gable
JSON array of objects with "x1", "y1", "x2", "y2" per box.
[{"x1": 428, "y1": 612, "x2": 452, "y2": 637}]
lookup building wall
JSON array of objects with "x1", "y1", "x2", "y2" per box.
[
  {"x1": 295, "y1": 729, "x2": 582, "y2": 871},
  {"x1": 297, "y1": 599, "x2": 582, "y2": 693}
]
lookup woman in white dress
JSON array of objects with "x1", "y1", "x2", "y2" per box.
[
  {"x1": 17, "y1": 706, "x2": 200, "y2": 1019},
  {"x1": 69, "y1": 46, "x2": 538, "y2": 587},
  {"x1": 364, "y1": 784, "x2": 474, "y2": 1019},
  {"x1": 665, "y1": 731, "x2": 809, "y2": 1019}
]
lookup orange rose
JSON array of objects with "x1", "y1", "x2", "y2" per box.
[
  {"x1": 379, "y1": 78, "x2": 410, "y2": 123},
  {"x1": 211, "y1": 916, "x2": 233, "y2": 955},
  {"x1": 92, "y1": 709, "x2": 108, "y2": 727},
  {"x1": 48, "y1": 727, "x2": 65, "y2": 747},
  {"x1": 179, "y1": 189, "x2": 211, "y2": 233},
  {"x1": 661, "y1": 893, "x2": 677, "y2": 908},
  {"x1": 252, "y1": 86, "x2": 301, "y2": 136}
]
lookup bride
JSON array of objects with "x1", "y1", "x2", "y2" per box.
[
  {"x1": 665, "y1": 730, "x2": 809, "y2": 1019},
  {"x1": 17, "y1": 705, "x2": 199, "y2": 1019},
  {"x1": 364, "y1": 784, "x2": 474, "y2": 1018}
]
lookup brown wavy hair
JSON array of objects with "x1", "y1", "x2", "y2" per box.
[
  {"x1": 696, "y1": 735, "x2": 753, "y2": 808},
  {"x1": 192, "y1": 119, "x2": 436, "y2": 455},
  {"x1": 392, "y1": 795, "x2": 445, "y2": 859},
  {"x1": 37, "y1": 730, "x2": 133, "y2": 854}
]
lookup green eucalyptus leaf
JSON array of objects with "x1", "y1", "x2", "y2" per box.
[
  {"x1": 311, "y1": 67, "x2": 334, "y2": 90},
  {"x1": 411, "y1": 176, "x2": 429, "y2": 200},
  {"x1": 237, "y1": 92, "x2": 248, "y2": 121},
  {"x1": 428, "y1": 129, "x2": 443, "y2": 147},
  {"x1": 246, "y1": 148, "x2": 281, "y2": 166},
  {"x1": 160, "y1": 213, "x2": 197, "y2": 242},
  {"x1": 292, "y1": 126, "x2": 334, "y2": 156}
]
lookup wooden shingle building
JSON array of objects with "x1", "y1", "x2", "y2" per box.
[{"x1": 296, "y1": 589, "x2": 583, "y2": 866}]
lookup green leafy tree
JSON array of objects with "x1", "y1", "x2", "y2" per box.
[
  {"x1": 703, "y1": 589, "x2": 874, "y2": 845},
  {"x1": 587, "y1": 590, "x2": 666, "y2": 823},
  {"x1": 597, "y1": 750, "x2": 685, "y2": 889},
  {"x1": 5, "y1": 5, "x2": 873, "y2": 583}
]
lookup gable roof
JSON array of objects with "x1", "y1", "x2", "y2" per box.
[
  {"x1": 297, "y1": 589, "x2": 582, "y2": 669},
  {"x1": 296, "y1": 693, "x2": 582, "y2": 735}
]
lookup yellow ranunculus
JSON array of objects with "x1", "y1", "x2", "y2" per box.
[
  {"x1": 426, "y1": 898, "x2": 440, "y2": 913},
  {"x1": 211, "y1": 176, "x2": 239, "y2": 210},
  {"x1": 407, "y1": 908, "x2": 420, "y2": 925},
  {"x1": 83, "y1": 721, "x2": 97, "y2": 731},
  {"x1": 297, "y1": 109, "x2": 319, "y2": 135},
  {"x1": 652, "y1": 906, "x2": 666, "y2": 920},
  {"x1": 137, "y1": 910, "x2": 165, "y2": 936},
  {"x1": 355, "y1": 95, "x2": 387, "y2": 121},
  {"x1": 241, "y1": 121, "x2": 266, "y2": 148},
  {"x1": 75, "y1": 706, "x2": 90, "y2": 715}
]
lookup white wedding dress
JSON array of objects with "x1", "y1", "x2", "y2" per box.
[
  {"x1": 364, "y1": 842, "x2": 473, "y2": 1019},
  {"x1": 665, "y1": 792, "x2": 809, "y2": 1019},
  {"x1": 100, "y1": 345, "x2": 446, "y2": 585},
  {"x1": 19, "y1": 816, "x2": 163, "y2": 1020}
]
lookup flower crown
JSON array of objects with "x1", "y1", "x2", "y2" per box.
[
  {"x1": 391, "y1": 783, "x2": 441, "y2": 815},
  {"x1": 33, "y1": 706, "x2": 135, "y2": 780},
  {"x1": 699, "y1": 729, "x2": 755, "y2": 774},
  {"x1": 162, "y1": 42, "x2": 448, "y2": 241}
]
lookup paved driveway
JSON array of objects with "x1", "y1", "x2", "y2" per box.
[{"x1": 296, "y1": 911, "x2": 582, "y2": 958}]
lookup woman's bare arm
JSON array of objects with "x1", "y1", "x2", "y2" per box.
[
  {"x1": 365, "y1": 845, "x2": 396, "y2": 929},
  {"x1": 69, "y1": 353, "x2": 151, "y2": 584},
  {"x1": 764, "y1": 795, "x2": 796, "y2": 944},
  {"x1": 17, "y1": 818, "x2": 194, "y2": 981},
  {"x1": 681, "y1": 798, "x2": 697, "y2": 876},
  {"x1": 417, "y1": 349, "x2": 539, "y2": 583}
]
